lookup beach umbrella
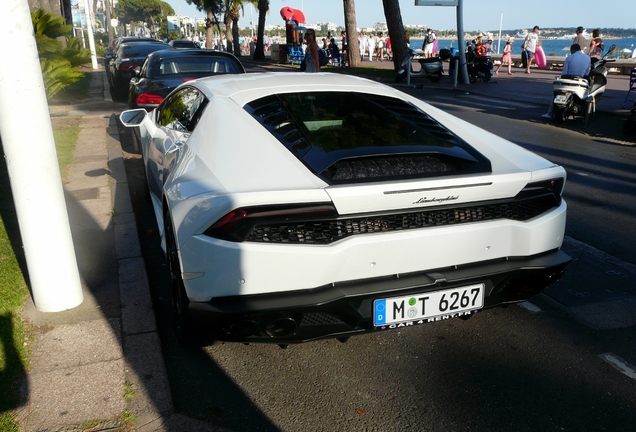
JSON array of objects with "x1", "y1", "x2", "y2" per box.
[
  {"x1": 280, "y1": 6, "x2": 306, "y2": 24},
  {"x1": 622, "y1": 48, "x2": 632, "y2": 53}
]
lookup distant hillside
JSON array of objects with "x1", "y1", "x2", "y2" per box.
[{"x1": 406, "y1": 27, "x2": 636, "y2": 39}]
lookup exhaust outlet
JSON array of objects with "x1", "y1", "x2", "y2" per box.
[
  {"x1": 227, "y1": 320, "x2": 259, "y2": 338},
  {"x1": 265, "y1": 317, "x2": 298, "y2": 338}
]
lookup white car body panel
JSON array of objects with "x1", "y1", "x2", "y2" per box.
[
  {"x1": 122, "y1": 72, "x2": 568, "y2": 309},
  {"x1": 179, "y1": 200, "x2": 566, "y2": 301}
]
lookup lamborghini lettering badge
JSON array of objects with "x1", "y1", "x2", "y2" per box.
[{"x1": 413, "y1": 195, "x2": 459, "y2": 205}]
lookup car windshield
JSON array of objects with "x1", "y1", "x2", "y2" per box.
[
  {"x1": 122, "y1": 44, "x2": 169, "y2": 58},
  {"x1": 154, "y1": 56, "x2": 242, "y2": 76}
]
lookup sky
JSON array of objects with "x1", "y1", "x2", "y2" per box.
[{"x1": 163, "y1": 0, "x2": 633, "y2": 32}]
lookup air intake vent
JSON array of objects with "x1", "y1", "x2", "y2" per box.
[{"x1": 321, "y1": 155, "x2": 456, "y2": 182}]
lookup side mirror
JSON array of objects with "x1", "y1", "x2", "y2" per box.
[{"x1": 120, "y1": 109, "x2": 147, "y2": 127}]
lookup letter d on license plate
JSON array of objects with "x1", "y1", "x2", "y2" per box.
[{"x1": 374, "y1": 284, "x2": 484, "y2": 326}]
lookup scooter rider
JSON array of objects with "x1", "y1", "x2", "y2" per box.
[
  {"x1": 562, "y1": 44, "x2": 591, "y2": 77},
  {"x1": 543, "y1": 44, "x2": 591, "y2": 118}
]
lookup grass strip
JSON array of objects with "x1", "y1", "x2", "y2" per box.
[{"x1": 0, "y1": 116, "x2": 80, "y2": 428}]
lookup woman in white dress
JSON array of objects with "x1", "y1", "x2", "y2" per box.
[
  {"x1": 367, "y1": 33, "x2": 376, "y2": 61},
  {"x1": 358, "y1": 32, "x2": 368, "y2": 61}
]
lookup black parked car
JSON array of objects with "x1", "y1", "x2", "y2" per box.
[
  {"x1": 105, "y1": 37, "x2": 164, "y2": 85},
  {"x1": 128, "y1": 49, "x2": 245, "y2": 109},
  {"x1": 108, "y1": 41, "x2": 171, "y2": 99}
]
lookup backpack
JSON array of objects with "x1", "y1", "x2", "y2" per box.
[
  {"x1": 425, "y1": 33, "x2": 434, "y2": 44},
  {"x1": 318, "y1": 48, "x2": 329, "y2": 66}
]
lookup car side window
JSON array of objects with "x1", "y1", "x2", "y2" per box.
[
  {"x1": 157, "y1": 87, "x2": 208, "y2": 132},
  {"x1": 140, "y1": 58, "x2": 150, "y2": 78}
]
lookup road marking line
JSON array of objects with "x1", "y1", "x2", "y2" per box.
[
  {"x1": 518, "y1": 301, "x2": 542, "y2": 313},
  {"x1": 599, "y1": 353, "x2": 636, "y2": 381}
]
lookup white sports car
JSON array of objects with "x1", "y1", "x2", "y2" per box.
[{"x1": 120, "y1": 72, "x2": 570, "y2": 346}]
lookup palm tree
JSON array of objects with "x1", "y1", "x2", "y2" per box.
[
  {"x1": 381, "y1": 0, "x2": 408, "y2": 70},
  {"x1": 252, "y1": 0, "x2": 269, "y2": 60},
  {"x1": 343, "y1": 0, "x2": 360, "y2": 67},
  {"x1": 223, "y1": 0, "x2": 243, "y2": 56}
]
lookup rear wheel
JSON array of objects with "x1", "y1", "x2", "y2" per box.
[
  {"x1": 554, "y1": 107, "x2": 567, "y2": 124},
  {"x1": 164, "y1": 211, "x2": 200, "y2": 348},
  {"x1": 622, "y1": 113, "x2": 636, "y2": 135},
  {"x1": 429, "y1": 73, "x2": 442, "y2": 82},
  {"x1": 584, "y1": 101, "x2": 594, "y2": 127}
]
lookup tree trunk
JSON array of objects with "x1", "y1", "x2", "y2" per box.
[
  {"x1": 232, "y1": 17, "x2": 240, "y2": 56},
  {"x1": 381, "y1": 0, "x2": 407, "y2": 71},
  {"x1": 205, "y1": 9, "x2": 215, "y2": 49},
  {"x1": 223, "y1": 13, "x2": 232, "y2": 51},
  {"x1": 253, "y1": 0, "x2": 268, "y2": 60},
  {"x1": 343, "y1": 0, "x2": 360, "y2": 67}
]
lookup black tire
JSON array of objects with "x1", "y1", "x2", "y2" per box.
[
  {"x1": 469, "y1": 74, "x2": 477, "y2": 84},
  {"x1": 554, "y1": 107, "x2": 567, "y2": 124},
  {"x1": 481, "y1": 74, "x2": 491, "y2": 83},
  {"x1": 164, "y1": 212, "x2": 200, "y2": 348},
  {"x1": 622, "y1": 113, "x2": 636, "y2": 135},
  {"x1": 395, "y1": 72, "x2": 404, "y2": 83},
  {"x1": 584, "y1": 101, "x2": 594, "y2": 127},
  {"x1": 429, "y1": 73, "x2": 442, "y2": 82}
]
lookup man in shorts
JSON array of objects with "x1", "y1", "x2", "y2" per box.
[{"x1": 522, "y1": 26, "x2": 540, "y2": 74}]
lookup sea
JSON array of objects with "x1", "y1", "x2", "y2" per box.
[{"x1": 415, "y1": 37, "x2": 636, "y2": 57}]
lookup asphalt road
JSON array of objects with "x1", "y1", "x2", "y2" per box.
[{"x1": 118, "y1": 82, "x2": 636, "y2": 432}]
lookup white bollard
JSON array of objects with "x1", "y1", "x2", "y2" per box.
[{"x1": 0, "y1": 0, "x2": 83, "y2": 312}]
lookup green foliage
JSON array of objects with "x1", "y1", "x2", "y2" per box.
[
  {"x1": 32, "y1": 9, "x2": 72, "y2": 39},
  {"x1": 115, "y1": 0, "x2": 161, "y2": 26},
  {"x1": 31, "y1": 9, "x2": 89, "y2": 99},
  {"x1": 40, "y1": 58, "x2": 85, "y2": 99},
  {"x1": 159, "y1": 1, "x2": 175, "y2": 15}
]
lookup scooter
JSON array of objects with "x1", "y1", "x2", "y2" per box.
[
  {"x1": 551, "y1": 45, "x2": 616, "y2": 126},
  {"x1": 395, "y1": 48, "x2": 450, "y2": 83},
  {"x1": 465, "y1": 47, "x2": 493, "y2": 83}
]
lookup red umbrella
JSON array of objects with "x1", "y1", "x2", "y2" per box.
[{"x1": 280, "y1": 6, "x2": 306, "y2": 24}]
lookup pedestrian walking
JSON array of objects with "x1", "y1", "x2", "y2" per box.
[
  {"x1": 359, "y1": 32, "x2": 367, "y2": 61},
  {"x1": 495, "y1": 38, "x2": 514, "y2": 75},
  {"x1": 368, "y1": 33, "x2": 376, "y2": 61},
  {"x1": 522, "y1": 25, "x2": 541, "y2": 74}
]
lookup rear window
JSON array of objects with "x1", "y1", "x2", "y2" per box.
[
  {"x1": 122, "y1": 44, "x2": 169, "y2": 58},
  {"x1": 154, "y1": 56, "x2": 242, "y2": 76},
  {"x1": 244, "y1": 92, "x2": 491, "y2": 183}
]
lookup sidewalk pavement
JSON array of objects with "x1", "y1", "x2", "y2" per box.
[
  {"x1": 17, "y1": 65, "x2": 229, "y2": 431},
  {"x1": 13, "y1": 57, "x2": 636, "y2": 431}
]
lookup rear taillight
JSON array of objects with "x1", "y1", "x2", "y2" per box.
[
  {"x1": 119, "y1": 62, "x2": 137, "y2": 71},
  {"x1": 515, "y1": 178, "x2": 565, "y2": 202},
  {"x1": 204, "y1": 204, "x2": 337, "y2": 242},
  {"x1": 136, "y1": 92, "x2": 164, "y2": 106}
]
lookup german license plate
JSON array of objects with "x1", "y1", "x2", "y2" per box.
[
  {"x1": 373, "y1": 284, "x2": 484, "y2": 327},
  {"x1": 553, "y1": 94, "x2": 568, "y2": 104}
]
